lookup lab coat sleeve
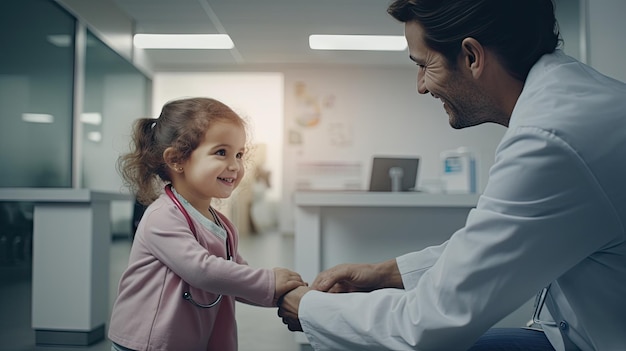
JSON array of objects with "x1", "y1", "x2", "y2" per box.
[
  {"x1": 397, "y1": 241, "x2": 448, "y2": 290},
  {"x1": 299, "y1": 127, "x2": 618, "y2": 350}
]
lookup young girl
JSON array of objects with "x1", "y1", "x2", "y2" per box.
[{"x1": 109, "y1": 97, "x2": 304, "y2": 351}]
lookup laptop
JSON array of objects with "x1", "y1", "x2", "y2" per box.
[{"x1": 368, "y1": 157, "x2": 420, "y2": 192}]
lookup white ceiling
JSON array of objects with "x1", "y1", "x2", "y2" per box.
[{"x1": 109, "y1": 0, "x2": 412, "y2": 71}]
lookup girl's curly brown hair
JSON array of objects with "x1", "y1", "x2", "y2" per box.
[{"x1": 118, "y1": 97, "x2": 247, "y2": 205}]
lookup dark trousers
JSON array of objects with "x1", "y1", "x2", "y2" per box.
[{"x1": 468, "y1": 328, "x2": 556, "y2": 351}]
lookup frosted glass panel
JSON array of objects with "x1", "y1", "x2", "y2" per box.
[
  {"x1": 0, "y1": 0, "x2": 75, "y2": 187},
  {"x1": 81, "y1": 30, "x2": 151, "y2": 192},
  {"x1": 82, "y1": 30, "x2": 151, "y2": 235}
]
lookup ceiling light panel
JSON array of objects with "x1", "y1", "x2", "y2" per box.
[
  {"x1": 309, "y1": 35, "x2": 407, "y2": 51},
  {"x1": 133, "y1": 34, "x2": 234, "y2": 49}
]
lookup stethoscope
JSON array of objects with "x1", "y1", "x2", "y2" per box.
[{"x1": 164, "y1": 184, "x2": 232, "y2": 309}]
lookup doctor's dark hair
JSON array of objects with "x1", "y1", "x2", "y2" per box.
[
  {"x1": 387, "y1": 0, "x2": 561, "y2": 81},
  {"x1": 118, "y1": 97, "x2": 247, "y2": 205}
]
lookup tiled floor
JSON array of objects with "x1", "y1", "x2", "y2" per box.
[{"x1": 0, "y1": 231, "x2": 310, "y2": 351}]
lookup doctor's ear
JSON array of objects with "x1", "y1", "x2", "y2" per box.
[{"x1": 460, "y1": 37, "x2": 484, "y2": 78}]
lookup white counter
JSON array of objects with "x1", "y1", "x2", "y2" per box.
[
  {"x1": 0, "y1": 188, "x2": 132, "y2": 346},
  {"x1": 295, "y1": 190, "x2": 480, "y2": 207}
]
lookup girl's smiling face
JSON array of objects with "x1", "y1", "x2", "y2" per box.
[{"x1": 180, "y1": 120, "x2": 246, "y2": 204}]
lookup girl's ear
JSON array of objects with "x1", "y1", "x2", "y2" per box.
[{"x1": 163, "y1": 147, "x2": 183, "y2": 173}]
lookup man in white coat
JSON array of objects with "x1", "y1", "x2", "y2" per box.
[{"x1": 278, "y1": 0, "x2": 626, "y2": 350}]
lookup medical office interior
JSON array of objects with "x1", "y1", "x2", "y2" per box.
[{"x1": 0, "y1": 0, "x2": 624, "y2": 350}]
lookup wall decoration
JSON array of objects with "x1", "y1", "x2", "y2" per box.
[{"x1": 293, "y1": 81, "x2": 322, "y2": 127}]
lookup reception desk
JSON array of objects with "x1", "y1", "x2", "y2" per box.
[
  {"x1": 0, "y1": 188, "x2": 131, "y2": 346},
  {"x1": 293, "y1": 191, "x2": 532, "y2": 346}
]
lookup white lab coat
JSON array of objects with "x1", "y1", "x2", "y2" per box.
[{"x1": 299, "y1": 51, "x2": 626, "y2": 350}]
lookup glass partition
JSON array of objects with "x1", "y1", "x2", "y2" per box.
[
  {"x1": 82, "y1": 30, "x2": 151, "y2": 235},
  {"x1": 0, "y1": 1, "x2": 152, "y2": 265},
  {"x1": 82, "y1": 30, "x2": 151, "y2": 192},
  {"x1": 0, "y1": 0, "x2": 76, "y2": 188}
]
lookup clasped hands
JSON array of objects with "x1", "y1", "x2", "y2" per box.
[{"x1": 275, "y1": 262, "x2": 392, "y2": 332}]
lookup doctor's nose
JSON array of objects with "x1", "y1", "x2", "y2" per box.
[{"x1": 417, "y1": 71, "x2": 429, "y2": 95}]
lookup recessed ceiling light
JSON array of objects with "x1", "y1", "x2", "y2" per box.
[
  {"x1": 133, "y1": 34, "x2": 234, "y2": 49},
  {"x1": 309, "y1": 35, "x2": 407, "y2": 51}
]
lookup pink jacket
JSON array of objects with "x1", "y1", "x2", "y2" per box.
[{"x1": 108, "y1": 193, "x2": 275, "y2": 351}]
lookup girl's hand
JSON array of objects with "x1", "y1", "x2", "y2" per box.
[{"x1": 272, "y1": 267, "x2": 306, "y2": 306}]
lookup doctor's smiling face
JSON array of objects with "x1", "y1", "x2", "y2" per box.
[{"x1": 405, "y1": 21, "x2": 502, "y2": 129}]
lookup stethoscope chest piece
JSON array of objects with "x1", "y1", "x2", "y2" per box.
[{"x1": 183, "y1": 290, "x2": 223, "y2": 309}]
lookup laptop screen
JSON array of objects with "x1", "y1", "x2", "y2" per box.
[{"x1": 368, "y1": 157, "x2": 420, "y2": 192}]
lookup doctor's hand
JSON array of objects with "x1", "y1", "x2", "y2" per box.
[
  {"x1": 277, "y1": 285, "x2": 311, "y2": 332},
  {"x1": 312, "y1": 259, "x2": 404, "y2": 293}
]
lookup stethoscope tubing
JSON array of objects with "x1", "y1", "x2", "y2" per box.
[{"x1": 164, "y1": 184, "x2": 231, "y2": 308}]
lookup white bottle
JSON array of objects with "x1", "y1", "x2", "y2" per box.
[
  {"x1": 388, "y1": 167, "x2": 404, "y2": 192},
  {"x1": 440, "y1": 147, "x2": 477, "y2": 194}
]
